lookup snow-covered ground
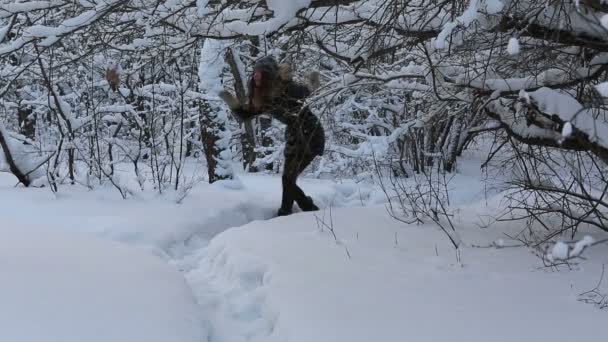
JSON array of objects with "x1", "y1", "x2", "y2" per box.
[
  {"x1": 0, "y1": 221, "x2": 205, "y2": 342},
  {"x1": 195, "y1": 205, "x2": 607, "y2": 342},
  {"x1": 0, "y1": 158, "x2": 606, "y2": 342}
]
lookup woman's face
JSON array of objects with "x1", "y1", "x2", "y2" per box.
[{"x1": 253, "y1": 70, "x2": 263, "y2": 88}]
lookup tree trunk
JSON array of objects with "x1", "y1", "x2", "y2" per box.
[
  {"x1": 200, "y1": 101, "x2": 230, "y2": 183},
  {"x1": 259, "y1": 116, "x2": 274, "y2": 171},
  {"x1": 225, "y1": 47, "x2": 257, "y2": 171},
  {"x1": 17, "y1": 105, "x2": 36, "y2": 141},
  {"x1": 0, "y1": 124, "x2": 31, "y2": 186}
]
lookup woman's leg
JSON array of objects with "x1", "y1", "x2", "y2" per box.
[{"x1": 278, "y1": 151, "x2": 317, "y2": 215}]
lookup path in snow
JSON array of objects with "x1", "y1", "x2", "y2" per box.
[
  {"x1": 4, "y1": 150, "x2": 604, "y2": 342},
  {"x1": 161, "y1": 175, "x2": 384, "y2": 342},
  {"x1": 159, "y1": 166, "x2": 493, "y2": 342},
  {"x1": 0, "y1": 172, "x2": 381, "y2": 342},
  {"x1": 0, "y1": 220, "x2": 207, "y2": 342}
]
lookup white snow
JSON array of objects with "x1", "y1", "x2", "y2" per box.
[
  {"x1": 0, "y1": 221, "x2": 205, "y2": 342},
  {"x1": 484, "y1": 0, "x2": 504, "y2": 14},
  {"x1": 571, "y1": 235, "x2": 596, "y2": 257},
  {"x1": 602, "y1": 14, "x2": 608, "y2": 30},
  {"x1": 199, "y1": 38, "x2": 233, "y2": 177},
  {"x1": 433, "y1": 0, "x2": 480, "y2": 49},
  {"x1": 195, "y1": 202, "x2": 607, "y2": 342},
  {"x1": 223, "y1": 0, "x2": 311, "y2": 35},
  {"x1": 0, "y1": 167, "x2": 380, "y2": 341},
  {"x1": 467, "y1": 68, "x2": 570, "y2": 91},
  {"x1": 0, "y1": 153, "x2": 606, "y2": 342},
  {"x1": 507, "y1": 37, "x2": 520, "y2": 55},
  {"x1": 528, "y1": 87, "x2": 608, "y2": 148},
  {"x1": 550, "y1": 241, "x2": 570, "y2": 261},
  {"x1": 0, "y1": 1, "x2": 64, "y2": 18},
  {"x1": 548, "y1": 236, "x2": 596, "y2": 261},
  {"x1": 196, "y1": 0, "x2": 210, "y2": 17},
  {"x1": 594, "y1": 81, "x2": 608, "y2": 97},
  {"x1": 199, "y1": 39, "x2": 227, "y2": 99},
  {"x1": 0, "y1": 0, "x2": 121, "y2": 55},
  {"x1": 562, "y1": 121, "x2": 573, "y2": 138},
  {"x1": 0, "y1": 123, "x2": 47, "y2": 183}
]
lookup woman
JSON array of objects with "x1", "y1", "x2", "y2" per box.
[{"x1": 219, "y1": 56, "x2": 325, "y2": 216}]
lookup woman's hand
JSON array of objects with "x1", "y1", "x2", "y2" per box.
[{"x1": 218, "y1": 90, "x2": 240, "y2": 110}]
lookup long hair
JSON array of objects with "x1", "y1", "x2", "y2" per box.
[{"x1": 248, "y1": 57, "x2": 290, "y2": 111}]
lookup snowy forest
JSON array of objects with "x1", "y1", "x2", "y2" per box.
[{"x1": 1, "y1": 1, "x2": 607, "y2": 341}]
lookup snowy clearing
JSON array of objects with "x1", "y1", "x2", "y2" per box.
[
  {"x1": 1, "y1": 159, "x2": 606, "y2": 342},
  {"x1": 196, "y1": 205, "x2": 607, "y2": 342},
  {"x1": 0, "y1": 221, "x2": 205, "y2": 342},
  {"x1": 2, "y1": 1, "x2": 608, "y2": 341},
  {"x1": 0, "y1": 169, "x2": 381, "y2": 342}
]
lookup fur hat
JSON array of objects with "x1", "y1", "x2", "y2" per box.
[{"x1": 254, "y1": 56, "x2": 279, "y2": 80}]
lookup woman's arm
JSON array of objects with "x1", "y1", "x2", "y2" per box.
[{"x1": 218, "y1": 90, "x2": 260, "y2": 121}]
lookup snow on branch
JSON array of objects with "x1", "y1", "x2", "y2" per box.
[
  {"x1": 0, "y1": 0, "x2": 124, "y2": 56},
  {"x1": 545, "y1": 236, "x2": 608, "y2": 264},
  {"x1": 0, "y1": 1, "x2": 66, "y2": 18},
  {"x1": 526, "y1": 87, "x2": 608, "y2": 150},
  {"x1": 495, "y1": 7, "x2": 608, "y2": 52},
  {"x1": 433, "y1": 0, "x2": 504, "y2": 49},
  {"x1": 484, "y1": 89, "x2": 608, "y2": 163}
]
